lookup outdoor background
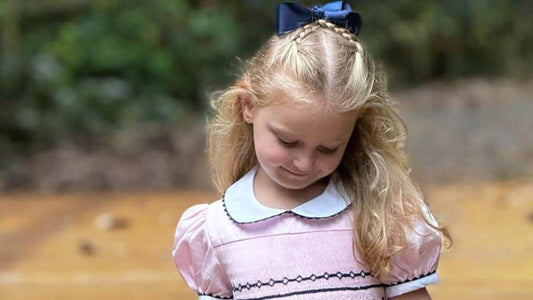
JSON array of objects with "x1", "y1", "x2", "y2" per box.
[{"x1": 1, "y1": 0, "x2": 532, "y2": 299}]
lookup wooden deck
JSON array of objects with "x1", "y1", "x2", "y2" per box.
[{"x1": 0, "y1": 180, "x2": 532, "y2": 299}]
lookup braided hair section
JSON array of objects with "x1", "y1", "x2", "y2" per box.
[{"x1": 290, "y1": 19, "x2": 363, "y2": 53}]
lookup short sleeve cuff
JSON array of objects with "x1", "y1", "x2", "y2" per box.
[
  {"x1": 384, "y1": 272, "x2": 439, "y2": 298},
  {"x1": 198, "y1": 294, "x2": 233, "y2": 300}
]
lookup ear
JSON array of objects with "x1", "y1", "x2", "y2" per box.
[
  {"x1": 237, "y1": 78, "x2": 255, "y2": 124},
  {"x1": 240, "y1": 92, "x2": 255, "y2": 124}
]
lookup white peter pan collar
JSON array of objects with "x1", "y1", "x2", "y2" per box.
[{"x1": 223, "y1": 165, "x2": 352, "y2": 224}]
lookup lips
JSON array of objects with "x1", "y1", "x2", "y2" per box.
[{"x1": 284, "y1": 167, "x2": 310, "y2": 176}]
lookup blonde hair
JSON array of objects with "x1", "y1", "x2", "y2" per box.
[{"x1": 207, "y1": 19, "x2": 452, "y2": 278}]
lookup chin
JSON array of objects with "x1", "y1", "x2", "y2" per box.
[{"x1": 276, "y1": 179, "x2": 311, "y2": 190}]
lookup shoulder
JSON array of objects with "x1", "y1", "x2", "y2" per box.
[
  {"x1": 172, "y1": 199, "x2": 234, "y2": 298},
  {"x1": 175, "y1": 198, "x2": 237, "y2": 248},
  {"x1": 175, "y1": 199, "x2": 223, "y2": 233}
]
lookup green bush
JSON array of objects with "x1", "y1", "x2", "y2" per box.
[{"x1": 0, "y1": 0, "x2": 531, "y2": 155}]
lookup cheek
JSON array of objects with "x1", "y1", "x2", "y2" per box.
[
  {"x1": 256, "y1": 143, "x2": 289, "y2": 166},
  {"x1": 317, "y1": 152, "x2": 345, "y2": 174},
  {"x1": 253, "y1": 132, "x2": 290, "y2": 166}
]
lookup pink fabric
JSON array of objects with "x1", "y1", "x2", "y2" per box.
[
  {"x1": 172, "y1": 168, "x2": 442, "y2": 299},
  {"x1": 172, "y1": 204, "x2": 233, "y2": 299},
  {"x1": 379, "y1": 213, "x2": 441, "y2": 297}
]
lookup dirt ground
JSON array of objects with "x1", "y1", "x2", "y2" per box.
[{"x1": 1, "y1": 179, "x2": 532, "y2": 300}]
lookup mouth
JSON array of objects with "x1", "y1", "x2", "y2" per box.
[{"x1": 284, "y1": 167, "x2": 310, "y2": 177}]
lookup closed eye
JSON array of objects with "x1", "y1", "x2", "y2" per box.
[
  {"x1": 319, "y1": 147, "x2": 338, "y2": 154},
  {"x1": 279, "y1": 137, "x2": 337, "y2": 154},
  {"x1": 277, "y1": 137, "x2": 298, "y2": 146}
]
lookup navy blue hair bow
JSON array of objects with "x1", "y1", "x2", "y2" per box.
[{"x1": 276, "y1": 1, "x2": 362, "y2": 36}]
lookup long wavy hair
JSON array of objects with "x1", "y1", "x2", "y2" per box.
[{"x1": 207, "y1": 20, "x2": 452, "y2": 278}]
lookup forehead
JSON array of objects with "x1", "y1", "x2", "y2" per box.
[{"x1": 260, "y1": 100, "x2": 357, "y2": 141}]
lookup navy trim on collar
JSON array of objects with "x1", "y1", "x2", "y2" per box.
[{"x1": 223, "y1": 166, "x2": 352, "y2": 224}]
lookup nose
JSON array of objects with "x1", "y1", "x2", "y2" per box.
[{"x1": 292, "y1": 151, "x2": 314, "y2": 173}]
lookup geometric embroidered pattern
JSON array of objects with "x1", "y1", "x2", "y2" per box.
[
  {"x1": 232, "y1": 270, "x2": 374, "y2": 292},
  {"x1": 202, "y1": 271, "x2": 436, "y2": 299}
]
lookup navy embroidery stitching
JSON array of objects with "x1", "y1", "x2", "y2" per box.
[
  {"x1": 197, "y1": 292, "x2": 233, "y2": 299},
  {"x1": 229, "y1": 270, "x2": 437, "y2": 299},
  {"x1": 233, "y1": 270, "x2": 374, "y2": 292},
  {"x1": 221, "y1": 192, "x2": 352, "y2": 224},
  {"x1": 194, "y1": 271, "x2": 435, "y2": 300},
  {"x1": 235, "y1": 285, "x2": 386, "y2": 300},
  {"x1": 383, "y1": 270, "x2": 437, "y2": 287}
]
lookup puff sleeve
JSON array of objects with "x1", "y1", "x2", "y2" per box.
[
  {"x1": 172, "y1": 204, "x2": 233, "y2": 299},
  {"x1": 381, "y1": 208, "x2": 442, "y2": 298}
]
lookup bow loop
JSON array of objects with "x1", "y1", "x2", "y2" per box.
[
  {"x1": 277, "y1": 1, "x2": 362, "y2": 36},
  {"x1": 312, "y1": 6, "x2": 325, "y2": 21}
]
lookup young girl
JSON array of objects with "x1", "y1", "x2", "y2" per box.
[{"x1": 173, "y1": 1, "x2": 451, "y2": 299}]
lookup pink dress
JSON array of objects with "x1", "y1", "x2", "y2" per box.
[{"x1": 172, "y1": 166, "x2": 442, "y2": 299}]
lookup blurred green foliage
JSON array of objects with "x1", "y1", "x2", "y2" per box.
[
  {"x1": 0, "y1": 0, "x2": 532, "y2": 156},
  {"x1": 357, "y1": 0, "x2": 533, "y2": 82}
]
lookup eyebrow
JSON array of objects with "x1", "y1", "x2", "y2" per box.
[{"x1": 268, "y1": 123, "x2": 348, "y2": 146}]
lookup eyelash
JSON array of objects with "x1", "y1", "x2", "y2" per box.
[{"x1": 277, "y1": 137, "x2": 337, "y2": 154}]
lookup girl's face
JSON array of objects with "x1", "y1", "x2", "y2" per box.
[{"x1": 242, "y1": 96, "x2": 357, "y2": 190}]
